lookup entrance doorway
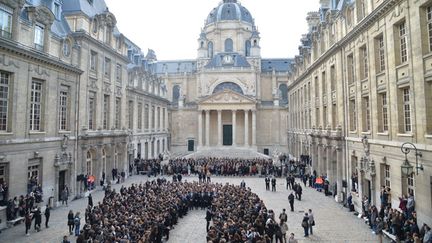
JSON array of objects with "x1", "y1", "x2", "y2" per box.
[
  {"x1": 188, "y1": 140, "x2": 194, "y2": 151},
  {"x1": 58, "y1": 170, "x2": 66, "y2": 201},
  {"x1": 223, "y1": 125, "x2": 232, "y2": 146}
]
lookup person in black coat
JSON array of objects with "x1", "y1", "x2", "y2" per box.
[
  {"x1": 288, "y1": 193, "x2": 295, "y2": 212},
  {"x1": 33, "y1": 207, "x2": 42, "y2": 232},
  {"x1": 88, "y1": 194, "x2": 93, "y2": 208},
  {"x1": 302, "y1": 213, "x2": 310, "y2": 237},
  {"x1": 44, "y1": 205, "x2": 50, "y2": 228},
  {"x1": 297, "y1": 184, "x2": 303, "y2": 201},
  {"x1": 271, "y1": 177, "x2": 277, "y2": 192},
  {"x1": 205, "y1": 207, "x2": 212, "y2": 232}
]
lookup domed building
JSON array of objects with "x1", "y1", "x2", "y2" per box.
[{"x1": 156, "y1": 0, "x2": 291, "y2": 156}]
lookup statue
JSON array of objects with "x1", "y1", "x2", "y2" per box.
[
  {"x1": 361, "y1": 135, "x2": 370, "y2": 157},
  {"x1": 61, "y1": 134, "x2": 69, "y2": 150}
]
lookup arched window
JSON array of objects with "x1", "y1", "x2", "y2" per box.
[
  {"x1": 86, "y1": 151, "x2": 92, "y2": 175},
  {"x1": 279, "y1": 84, "x2": 289, "y2": 105},
  {"x1": 245, "y1": 40, "x2": 251, "y2": 57},
  {"x1": 225, "y1": 38, "x2": 233, "y2": 52},
  {"x1": 213, "y1": 82, "x2": 243, "y2": 95},
  {"x1": 208, "y1": 42, "x2": 213, "y2": 58},
  {"x1": 200, "y1": 41, "x2": 204, "y2": 48},
  {"x1": 253, "y1": 39, "x2": 257, "y2": 46},
  {"x1": 172, "y1": 85, "x2": 180, "y2": 105},
  {"x1": 92, "y1": 18, "x2": 98, "y2": 34}
]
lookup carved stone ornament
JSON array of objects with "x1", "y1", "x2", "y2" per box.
[
  {"x1": 200, "y1": 89, "x2": 255, "y2": 104},
  {"x1": 0, "y1": 54, "x2": 20, "y2": 69},
  {"x1": 0, "y1": 0, "x2": 25, "y2": 9},
  {"x1": 26, "y1": 5, "x2": 54, "y2": 26}
]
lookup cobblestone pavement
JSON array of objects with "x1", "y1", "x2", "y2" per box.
[{"x1": 0, "y1": 175, "x2": 386, "y2": 243}]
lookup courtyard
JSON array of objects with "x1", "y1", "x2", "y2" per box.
[{"x1": 1, "y1": 174, "x2": 384, "y2": 243}]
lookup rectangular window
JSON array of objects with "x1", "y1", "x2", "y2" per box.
[
  {"x1": 162, "y1": 107, "x2": 165, "y2": 130},
  {"x1": 88, "y1": 92, "x2": 96, "y2": 130},
  {"x1": 137, "y1": 103, "x2": 142, "y2": 130},
  {"x1": 350, "y1": 99, "x2": 357, "y2": 131},
  {"x1": 361, "y1": 46, "x2": 368, "y2": 79},
  {"x1": 384, "y1": 165, "x2": 391, "y2": 187},
  {"x1": 103, "y1": 95, "x2": 110, "y2": 130},
  {"x1": 330, "y1": 65, "x2": 336, "y2": 92},
  {"x1": 0, "y1": 5, "x2": 13, "y2": 39},
  {"x1": 0, "y1": 164, "x2": 6, "y2": 185},
  {"x1": 58, "y1": 88, "x2": 69, "y2": 131},
  {"x1": 144, "y1": 104, "x2": 149, "y2": 130},
  {"x1": 322, "y1": 71, "x2": 327, "y2": 95},
  {"x1": 399, "y1": 21, "x2": 408, "y2": 63},
  {"x1": 151, "y1": 105, "x2": 155, "y2": 130},
  {"x1": 0, "y1": 71, "x2": 10, "y2": 131},
  {"x1": 427, "y1": 6, "x2": 432, "y2": 52},
  {"x1": 115, "y1": 98, "x2": 121, "y2": 129},
  {"x1": 314, "y1": 76, "x2": 319, "y2": 98},
  {"x1": 90, "y1": 51, "x2": 98, "y2": 71},
  {"x1": 403, "y1": 88, "x2": 411, "y2": 132},
  {"x1": 116, "y1": 64, "x2": 122, "y2": 84},
  {"x1": 381, "y1": 93, "x2": 388, "y2": 132},
  {"x1": 34, "y1": 24, "x2": 44, "y2": 51},
  {"x1": 407, "y1": 173, "x2": 415, "y2": 196},
  {"x1": 377, "y1": 36, "x2": 386, "y2": 72},
  {"x1": 128, "y1": 100, "x2": 133, "y2": 129},
  {"x1": 323, "y1": 106, "x2": 327, "y2": 127},
  {"x1": 347, "y1": 54, "x2": 354, "y2": 84},
  {"x1": 363, "y1": 96, "x2": 371, "y2": 132},
  {"x1": 104, "y1": 57, "x2": 111, "y2": 78},
  {"x1": 332, "y1": 104, "x2": 337, "y2": 129},
  {"x1": 30, "y1": 80, "x2": 43, "y2": 131},
  {"x1": 53, "y1": 2, "x2": 60, "y2": 19}
]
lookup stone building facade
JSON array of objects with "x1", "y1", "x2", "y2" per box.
[
  {"x1": 287, "y1": 0, "x2": 432, "y2": 226},
  {"x1": 0, "y1": 0, "x2": 167, "y2": 226},
  {"x1": 156, "y1": 0, "x2": 290, "y2": 156}
]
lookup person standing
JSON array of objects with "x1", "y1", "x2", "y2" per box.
[
  {"x1": 288, "y1": 193, "x2": 295, "y2": 212},
  {"x1": 265, "y1": 176, "x2": 270, "y2": 191},
  {"x1": 297, "y1": 184, "x2": 303, "y2": 201},
  {"x1": 88, "y1": 193, "x2": 93, "y2": 208},
  {"x1": 67, "y1": 210, "x2": 74, "y2": 235},
  {"x1": 302, "y1": 213, "x2": 309, "y2": 237},
  {"x1": 205, "y1": 207, "x2": 212, "y2": 232},
  {"x1": 279, "y1": 209, "x2": 287, "y2": 223},
  {"x1": 288, "y1": 233, "x2": 298, "y2": 243},
  {"x1": 33, "y1": 207, "x2": 42, "y2": 232},
  {"x1": 240, "y1": 180, "x2": 246, "y2": 188},
  {"x1": 271, "y1": 177, "x2": 277, "y2": 192},
  {"x1": 25, "y1": 211, "x2": 32, "y2": 236},
  {"x1": 61, "y1": 186, "x2": 69, "y2": 206},
  {"x1": 74, "y1": 212, "x2": 81, "y2": 236},
  {"x1": 280, "y1": 220, "x2": 289, "y2": 243},
  {"x1": 44, "y1": 205, "x2": 50, "y2": 228},
  {"x1": 308, "y1": 209, "x2": 314, "y2": 235}
]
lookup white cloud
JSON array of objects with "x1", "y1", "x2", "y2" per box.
[{"x1": 105, "y1": 0, "x2": 320, "y2": 60}]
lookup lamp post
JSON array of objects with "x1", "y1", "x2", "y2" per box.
[{"x1": 400, "y1": 142, "x2": 423, "y2": 176}]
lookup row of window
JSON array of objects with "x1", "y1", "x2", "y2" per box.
[
  {"x1": 90, "y1": 51, "x2": 122, "y2": 83},
  {"x1": 0, "y1": 71, "x2": 71, "y2": 132}
]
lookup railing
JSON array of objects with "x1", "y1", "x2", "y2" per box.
[{"x1": 34, "y1": 43, "x2": 44, "y2": 52}]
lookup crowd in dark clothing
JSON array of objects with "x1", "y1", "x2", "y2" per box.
[
  {"x1": 361, "y1": 188, "x2": 432, "y2": 242},
  {"x1": 166, "y1": 157, "x2": 274, "y2": 176},
  {"x1": 80, "y1": 178, "x2": 299, "y2": 243}
]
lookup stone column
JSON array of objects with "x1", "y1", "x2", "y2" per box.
[
  {"x1": 252, "y1": 110, "x2": 257, "y2": 147},
  {"x1": 205, "y1": 110, "x2": 210, "y2": 147},
  {"x1": 198, "y1": 110, "x2": 203, "y2": 148},
  {"x1": 232, "y1": 110, "x2": 237, "y2": 146},
  {"x1": 336, "y1": 146, "x2": 344, "y2": 202},
  {"x1": 317, "y1": 142, "x2": 323, "y2": 176},
  {"x1": 217, "y1": 110, "x2": 222, "y2": 146},
  {"x1": 326, "y1": 144, "x2": 332, "y2": 183},
  {"x1": 147, "y1": 140, "x2": 152, "y2": 159},
  {"x1": 244, "y1": 110, "x2": 249, "y2": 146}
]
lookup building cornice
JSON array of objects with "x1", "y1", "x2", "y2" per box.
[
  {"x1": 289, "y1": 0, "x2": 401, "y2": 89},
  {"x1": 71, "y1": 31, "x2": 129, "y2": 63},
  {"x1": 0, "y1": 37, "x2": 83, "y2": 74},
  {"x1": 126, "y1": 87, "x2": 170, "y2": 104}
]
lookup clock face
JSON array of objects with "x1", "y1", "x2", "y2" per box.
[{"x1": 223, "y1": 55, "x2": 233, "y2": 64}]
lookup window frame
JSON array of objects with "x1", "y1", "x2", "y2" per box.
[
  {"x1": 403, "y1": 88, "x2": 411, "y2": 133},
  {"x1": 58, "y1": 87, "x2": 70, "y2": 131},
  {"x1": 34, "y1": 23, "x2": 45, "y2": 51},
  {"x1": 0, "y1": 71, "x2": 11, "y2": 132},
  {"x1": 30, "y1": 79, "x2": 43, "y2": 131},
  {"x1": 0, "y1": 5, "x2": 13, "y2": 39}
]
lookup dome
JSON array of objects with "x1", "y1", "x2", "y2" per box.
[{"x1": 206, "y1": 0, "x2": 254, "y2": 25}]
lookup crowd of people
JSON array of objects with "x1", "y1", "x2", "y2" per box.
[
  {"x1": 361, "y1": 187, "x2": 432, "y2": 242},
  {"x1": 166, "y1": 157, "x2": 274, "y2": 177},
  {"x1": 78, "y1": 179, "x2": 303, "y2": 243}
]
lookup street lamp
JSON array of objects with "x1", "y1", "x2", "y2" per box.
[{"x1": 400, "y1": 142, "x2": 423, "y2": 176}]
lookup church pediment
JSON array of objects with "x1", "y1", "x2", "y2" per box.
[{"x1": 199, "y1": 89, "x2": 256, "y2": 105}]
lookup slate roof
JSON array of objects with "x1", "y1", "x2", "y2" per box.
[
  {"x1": 261, "y1": 59, "x2": 293, "y2": 72},
  {"x1": 62, "y1": 0, "x2": 108, "y2": 18},
  {"x1": 155, "y1": 61, "x2": 197, "y2": 74},
  {"x1": 205, "y1": 53, "x2": 251, "y2": 69}
]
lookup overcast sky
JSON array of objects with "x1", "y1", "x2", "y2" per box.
[{"x1": 105, "y1": 0, "x2": 320, "y2": 60}]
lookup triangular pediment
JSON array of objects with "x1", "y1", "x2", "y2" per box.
[{"x1": 199, "y1": 89, "x2": 256, "y2": 105}]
